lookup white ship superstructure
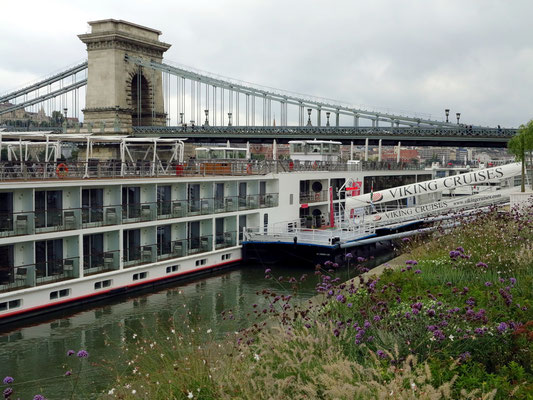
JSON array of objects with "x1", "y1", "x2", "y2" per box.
[{"x1": 0, "y1": 133, "x2": 478, "y2": 322}]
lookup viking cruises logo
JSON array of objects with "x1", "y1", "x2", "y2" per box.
[
  {"x1": 373, "y1": 215, "x2": 382, "y2": 221},
  {"x1": 371, "y1": 193, "x2": 383, "y2": 202}
]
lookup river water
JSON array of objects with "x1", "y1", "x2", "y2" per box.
[{"x1": 0, "y1": 253, "x2": 392, "y2": 399}]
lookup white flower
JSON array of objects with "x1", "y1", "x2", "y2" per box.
[
  {"x1": 429, "y1": 337, "x2": 436, "y2": 341},
  {"x1": 254, "y1": 353, "x2": 260, "y2": 361},
  {"x1": 132, "y1": 389, "x2": 137, "y2": 394},
  {"x1": 108, "y1": 388, "x2": 115, "y2": 395},
  {"x1": 132, "y1": 334, "x2": 137, "y2": 339},
  {"x1": 206, "y1": 329, "x2": 212, "y2": 334},
  {"x1": 448, "y1": 335, "x2": 454, "y2": 341},
  {"x1": 187, "y1": 391, "x2": 194, "y2": 399}
]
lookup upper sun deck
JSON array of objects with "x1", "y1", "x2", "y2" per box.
[{"x1": 0, "y1": 132, "x2": 424, "y2": 184}]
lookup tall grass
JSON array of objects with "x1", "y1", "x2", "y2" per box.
[{"x1": 101, "y1": 207, "x2": 532, "y2": 399}]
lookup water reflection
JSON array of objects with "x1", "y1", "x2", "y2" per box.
[{"x1": 0, "y1": 254, "x2": 392, "y2": 399}]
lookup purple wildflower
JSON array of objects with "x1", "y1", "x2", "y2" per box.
[
  {"x1": 414, "y1": 269, "x2": 422, "y2": 274},
  {"x1": 510, "y1": 277, "x2": 517, "y2": 286},
  {"x1": 456, "y1": 246, "x2": 465, "y2": 253},
  {"x1": 2, "y1": 377, "x2": 13, "y2": 384},
  {"x1": 459, "y1": 352, "x2": 471, "y2": 361},
  {"x1": 405, "y1": 260, "x2": 418, "y2": 265},
  {"x1": 345, "y1": 253, "x2": 353, "y2": 259},
  {"x1": 347, "y1": 303, "x2": 353, "y2": 308},
  {"x1": 373, "y1": 315, "x2": 381, "y2": 322},
  {"x1": 497, "y1": 322, "x2": 509, "y2": 333},
  {"x1": 3, "y1": 388, "x2": 13, "y2": 398},
  {"x1": 376, "y1": 350, "x2": 388, "y2": 359},
  {"x1": 33, "y1": 396, "x2": 47, "y2": 400},
  {"x1": 484, "y1": 282, "x2": 492, "y2": 287},
  {"x1": 427, "y1": 309, "x2": 436, "y2": 317},
  {"x1": 67, "y1": 350, "x2": 75, "y2": 356},
  {"x1": 264, "y1": 268, "x2": 271, "y2": 274},
  {"x1": 476, "y1": 262, "x2": 488, "y2": 269},
  {"x1": 401, "y1": 237, "x2": 410, "y2": 242},
  {"x1": 77, "y1": 350, "x2": 89, "y2": 358},
  {"x1": 336, "y1": 294, "x2": 345, "y2": 303},
  {"x1": 357, "y1": 257, "x2": 366, "y2": 263},
  {"x1": 65, "y1": 370, "x2": 72, "y2": 376},
  {"x1": 364, "y1": 320, "x2": 371, "y2": 329},
  {"x1": 333, "y1": 329, "x2": 340, "y2": 337}
]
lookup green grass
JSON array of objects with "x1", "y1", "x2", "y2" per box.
[{"x1": 100, "y1": 208, "x2": 533, "y2": 399}]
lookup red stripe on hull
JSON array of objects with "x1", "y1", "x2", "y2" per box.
[{"x1": 0, "y1": 258, "x2": 241, "y2": 320}]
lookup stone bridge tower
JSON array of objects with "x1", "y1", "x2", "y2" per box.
[{"x1": 78, "y1": 19, "x2": 171, "y2": 132}]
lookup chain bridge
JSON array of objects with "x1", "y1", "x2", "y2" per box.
[{"x1": 0, "y1": 19, "x2": 517, "y2": 147}]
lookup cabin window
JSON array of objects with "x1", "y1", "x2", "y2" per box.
[
  {"x1": 122, "y1": 187, "x2": 141, "y2": 219},
  {"x1": 82, "y1": 188, "x2": 103, "y2": 223},
  {"x1": 166, "y1": 265, "x2": 179, "y2": 273},
  {"x1": 157, "y1": 185, "x2": 172, "y2": 216},
  {"x1": 195, "y1": 258, "x2": 207, "y2": 266},
  {"x1": 83, "y1": 233, "x2": 104, "y2": 271},
  {"x1": 123, "y1": 229, "x2": 141, "y2": 262},
  {"x1": 0, "y1": 192, "x2": 13, "y2": 232},
  {"x1": 0, "y1": 245, "x2": 14, "y2": 286},
  {"x1": 157, "y1": 225, "x2": 172, "y2": 256},
  {"x1": 35, "y1": 239, "x2": 63, "y2": 278},
  {"x1": 35, "y1": 190, "x2": 62, "y2": 228}
]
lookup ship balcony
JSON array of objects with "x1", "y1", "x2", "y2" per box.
[
  {"x1": 300, "y1": 190, "x2": 329, "y2": 204},
  {"x1": 83, "y1": 250, "x2": 120, "y2": 276},
  {"x1": 215, "y1": 231, "x2": 237, "y2": 249},
  {"x1": 0, "y1": 257, "x2": 81, "y2": 293},
  {"x1": 122, "y1": 203, "x2": 157, "y2": 223},
  {"x1": 155, "y1": 234, "x2": 214, "y2": 261},
  {"x1": 123, "y1": 244, "x2": 157, "y2": 268}
]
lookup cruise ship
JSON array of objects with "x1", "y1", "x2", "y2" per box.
[{"x1": 0, "y1": 132, "x2": 477, "y2": 323}]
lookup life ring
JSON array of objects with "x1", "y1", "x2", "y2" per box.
[
  {"x1": 312, "y1": 161, "x2": 318, "y2": 170},
  {"x1": 288, "y1": 161, "x2": 294, "y2": 171},
  {"x1": 56, "y1": 163, "x2": 68, "y2": 178},
  {"x1": 246, "y1": 163, "x2": 252, "y2": 174}
]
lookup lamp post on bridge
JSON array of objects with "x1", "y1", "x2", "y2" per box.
[
  {"x1": 326, "y1": 112, "x2": 331, "y2": 127},
  {"x1": 306, "y1": 108, "x2": 312, "y2": 126},
  {"x1": 204, "y1": 109, "x2": 209, "y2": 126},
  {"x1": 63, "y1": 108, "x2": 68, "y2": 133},
  {"x1": 179, "y1": 113, "x2": 184, "y2": 126},
  {"x1": 456, "y1": 112, "x2": 461, "y2": 125},
  {"x1": 228, "y1": 112, "x2": 233, "y2": 127},
  {"x1": 445, "y1": 109, "x2": 450, "y2": 123}
]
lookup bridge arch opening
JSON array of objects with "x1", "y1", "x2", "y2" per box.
[{"x1": 131, "y1": 73, "x2": 152, "y2": 126}]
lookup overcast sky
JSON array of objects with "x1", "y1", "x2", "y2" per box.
[{"x1": 1, "y1": 0, "x2": 532, "y2": 128}]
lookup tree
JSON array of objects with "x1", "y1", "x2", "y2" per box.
[{"x1": 508, "y1": 119, "x2": 533, "y2": 192}]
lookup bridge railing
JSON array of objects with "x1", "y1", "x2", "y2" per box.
[{"x1": 132, "y1": 125, "x2": 517, "y2": 138}]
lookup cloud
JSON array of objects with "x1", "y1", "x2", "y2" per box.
[{"x1": 0, "y1": 0, "x2": 532, "y2": 127}]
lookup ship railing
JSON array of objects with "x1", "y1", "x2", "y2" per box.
[
  {"x1": 0, "y1": 160, "x2": 424, "y2": 181},
  {"x1": 215, "y1": 231, "x2": 237, "y2": 249},
  {"x1": 0, "y1": 195, "x2": 280, "y2": 239},
  {"x1": 156, "y1": 234, "x2": 215, "y2": 261},
  {"x1": 299, "y1": 190, "x2": 329, "y2": 204},
  {"x1": 244, "y1": 226, "x2": 342, "y2": 246},
  {"x1": 35, "y1": 256, "x2": 80, "y2": 286},
  {"x1": 123, "y1": 244, "x2": 157, "y2": 268},
  {"x1": 0, "y1": 265, "x2": 36, "y2": 293},
  {"x1": 83, "y1": 250, "x2": 120, "y2": 276}
]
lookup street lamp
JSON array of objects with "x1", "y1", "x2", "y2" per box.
[
  {"x1": 63, "y1": 108, "x2": 68, "y2": 133},
  {"x1": 306, "y1": 108, "x2": 312, "y2": 126},
  {"x1": 179, "y1": 113, "x2": 184, "y2": 125},
  {"x1": 326, "y1": 111, "x2": 331, "y2": 127},
  {"x1": 456, "y1": 112, "x2": 461, "y2": 125},
  {"x1": 228, "y1": 112, "x2": 233, "y2": 126},
  {"x1": 204, "y1": 109, "x2": 209, "y2": 126},
  {"x1": 445, "y1": 109, "x2": 450, "y2": 123}
]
